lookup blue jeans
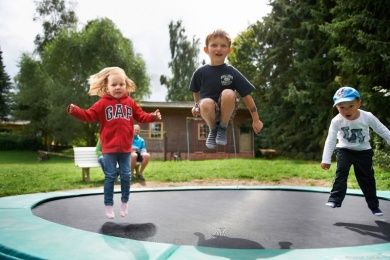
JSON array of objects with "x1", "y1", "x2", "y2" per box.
[
  {"x1": 98, "y1": 155, "x2": 105, "y2": 172},
  {"x1": 103, "y1": 153, "x2": 131, "y2": 206}
]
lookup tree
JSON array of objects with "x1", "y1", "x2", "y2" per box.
[
  {"x1": 11, "y1": 0, "x2": 78, "y2": 148},
  {"x1": 322, "y1": 0, "x2": 390, "y2": 126},
  {"x1": 33, "y1": 0, "x2": 78, "y2": 54},
  {"x1": 160, "y1": 20, "x2": 200, "y2": 101},
  {"x1": 230, "y1": 0, "x2": 337, "y2": 159},
  {"x1": 13, "y1": 55, "x2": 51, "y2": 146},
  {"x1": 42, "y1": 18, "x2": 150, "y2": 146},
  {"x1": 0, "y1": 49, "x2": 12, "y2": 120},
  {"x1": 14, "y1": 17, "x2": 150, "y2": 147}
]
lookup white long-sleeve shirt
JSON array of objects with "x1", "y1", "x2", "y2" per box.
[{"x1": 321, "y1": 110, "x2": 390, "y2": 164}]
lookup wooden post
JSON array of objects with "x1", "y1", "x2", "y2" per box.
[
  {"x1": 163, "y1": 132, "x2": 167, "y2": 161},
  {"x1": 82, "y1": 168, "x2": 90, "y2": 182}
]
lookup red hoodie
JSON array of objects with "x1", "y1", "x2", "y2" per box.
[{"x1": 69, "y1": 94, "x2": 156, "y2": 154}]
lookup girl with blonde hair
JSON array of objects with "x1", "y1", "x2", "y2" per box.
[
  {"x1": 68, "y1": 67, "x2": 161, "y2": 219},
  {"x1": 87, "y1": 67, "x2": 136, "y2": 96}
]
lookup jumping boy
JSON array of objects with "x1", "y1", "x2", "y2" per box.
[
  {"x1": 321, "y1": 86, "x2": 390, "y2": 216},
  {"x1": 189, "y1": 29, "x2": 263, "y2": 149}
]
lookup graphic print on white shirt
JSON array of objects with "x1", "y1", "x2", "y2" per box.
[{"x1": 341, "y1": 127, "x2": 365, "y2": 143}]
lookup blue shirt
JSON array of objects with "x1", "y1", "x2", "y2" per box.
[{"x1": 132, "y1": 135, "x2": 147, "y2": 153}]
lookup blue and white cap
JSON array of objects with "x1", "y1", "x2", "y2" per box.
[{"x1": 333, "y1": 86, "x2": 360, "y2": 106}]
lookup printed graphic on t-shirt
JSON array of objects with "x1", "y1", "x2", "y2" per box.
[
  {"x1": 341, "y1": 127, "x2": 365, "y2": 143},
  {"x1": 221, "y1": 74, "x2": 233, "y2": 86}
]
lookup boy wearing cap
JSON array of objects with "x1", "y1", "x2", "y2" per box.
[{"x1": 321, "y1": 86, "x2": 390, "y2": 216}]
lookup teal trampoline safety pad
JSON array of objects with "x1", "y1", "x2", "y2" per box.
[{"x1": 0, "y1": 186, "x2": 389, "y2": 260}]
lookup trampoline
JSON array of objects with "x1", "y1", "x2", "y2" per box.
[{"x1": 1, "y1": 186, "x2": 389, "y2": 259}]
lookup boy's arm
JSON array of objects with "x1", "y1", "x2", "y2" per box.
[
  {"x1": 191, "y1": 92, "x2": 201, "y2": 117},
  {"x1": 321, "y1": 122, "x2": 338, "y2": 168},
  {"x1": 193, "y1": 92, "x2": 200, "y2": 104},
  {"x1": 242, "y1": 95, "x2": 263, "y2": 134}
]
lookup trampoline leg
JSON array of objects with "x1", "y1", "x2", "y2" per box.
[{"x1": 82, "y1": 168, "x2": 90, "y2": 182}]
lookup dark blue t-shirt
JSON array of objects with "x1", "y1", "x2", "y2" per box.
[{"x1": 189, "y1": 63, "x2": 255, "y2": 102}]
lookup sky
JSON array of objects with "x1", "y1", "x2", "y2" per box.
[{"x1": 0, "y1": 0, "x2": 271, "y2": 101}]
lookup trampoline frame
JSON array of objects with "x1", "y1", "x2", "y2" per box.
[{"x1": 0, "y1": 186, "x2": 389, "y2": 259}]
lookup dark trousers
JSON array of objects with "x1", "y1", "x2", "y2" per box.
[{"x1": 328, "y1": 148, "x2": 379, "y2": 210}]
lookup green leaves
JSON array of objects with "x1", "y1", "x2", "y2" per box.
[
  {"x1": 0, "y1": 50, "x2": 12, "y2": 120},
  {"x1": 14, "y1": 17, "x2": 151, "y2": 148},
  {"x1": 33, "y1": 0, "x2": 78, "y2": 55},
  {"x1": 231, "y1": 0, "x2": 389, "y2": 159},
  {"x1": 231, "y1": 0, "x2": 336, "y2": 159},
  {"x1": 161, "y1": 20, "x2": 200, "y2": 101}
]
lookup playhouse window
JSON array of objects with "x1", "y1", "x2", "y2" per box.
[
  {"x1": 149, "y1": 122, "x2": 163, "y2": 139},
  {"x1": 198, "y1": 123, "x2": 208, "y2": 140}
]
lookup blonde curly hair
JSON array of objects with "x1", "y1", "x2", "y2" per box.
[{"x1": 87, "y1": 67, "x2": 136, "y2": 97}]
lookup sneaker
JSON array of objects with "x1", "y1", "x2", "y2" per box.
[
  {"x1": 216, "y1": 126, "x2": 227, "y2": 145},
  {"x1": 105, "y1": 205, "x2": 115, "y2": 219},
  {"x1": 137, "y1": 175, "x2": 145, "y2": 182},
  {"x1": 326, "y1": 202, "x2": 341, "y2": 208},
  {"x1": 371, "y1": 208, "x2": 383, "y2": 216},
  {"x1": 120, "y1": 203, "x2": 128, "y2": 217},
  {"x1": 206, "y1": 128, "x2": 217, "y2": 149}
]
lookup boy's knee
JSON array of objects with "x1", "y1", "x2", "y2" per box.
[
  {"x1": 221, "y1": 89, "x2": 235, "y2": 99},
  {"x1": 221, "y1": 89, "x2": 235, "y2": 95},
  {"x1": 199, "y1": 98, "x2": 215, "y2": 107},
  {"x1": 199, "y1": 99, "x2": 216, "y2": 112}
]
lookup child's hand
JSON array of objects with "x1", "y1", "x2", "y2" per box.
[
  {"x1": 67, "y1": 104, "x2": 76, "y2": 113},
  {"x1": 152, "y1": 109, "x2": 162, "y2": 120},
  {"x1": 321, "y1": 163, "x2": 331, "y2": 170},
  {"x1": 252, "y1": 119, "x2": 263, "y2": 135},
  {"x1": 191, "y1": 103, "x2": 200, "y2": 117}
]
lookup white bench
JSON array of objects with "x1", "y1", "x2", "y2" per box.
[{"x1": 73, "y1": 147, "x2": 100, "y2": 182}]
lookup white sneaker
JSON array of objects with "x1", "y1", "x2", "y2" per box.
[
  {"x1": 371, "y1": 208, "x2": 383, "y2": 216},
  {"x1": 105, "y1": 206, "x2": 115, "y2": 219},
  {"x1": 120, "y1": 203, "x2": 128, "y2": 217},
  {"x1": 325, "y1": 202, "x2": 340, "y2": 208}
]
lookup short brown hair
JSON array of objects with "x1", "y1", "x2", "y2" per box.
[{"x1": 205, "y1": 29, "x2": 231, "y2": 47}]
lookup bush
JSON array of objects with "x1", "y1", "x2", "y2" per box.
[
  {"x1": 373, "y1": 135, "x2": 390, "y2": 171},
  {"x1": 374, "y1": 148, "x2": 390, "y2": 171},
  {"x1": 0, "y1": 133, "x2": 40, "y2": 150}
]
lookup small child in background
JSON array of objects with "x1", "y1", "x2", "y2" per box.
[
  {"x1": 68, "y1": 67, "x2": 161, "y2": 219},
  {"x1": 95, "y1": 139, "x2": 104, "y2": 172},
  {"x1": 321, "y1": 86, "x2": 390, "y2": 216}
]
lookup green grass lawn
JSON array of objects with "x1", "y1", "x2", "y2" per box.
[{"x1": 0, "y1": 150, "x2": 388, "y2": 197}]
